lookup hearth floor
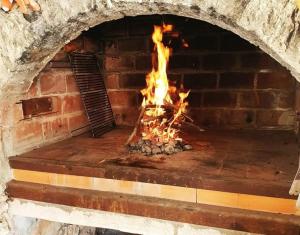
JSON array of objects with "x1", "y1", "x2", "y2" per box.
[{"x1": 8, "y1": 126, "x2": 300, "y2": 215}]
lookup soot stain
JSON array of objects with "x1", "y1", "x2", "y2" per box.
[{"x1": 109, "y1": 158, "x2": 159, "y2": 169}]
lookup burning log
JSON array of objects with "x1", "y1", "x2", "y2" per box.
[
  {"x1": 126, "y1": 24, "x2": 193, "y2": 156},
  {"x1": 127, "y1": 104, "x2": 193, "y2": 155}
]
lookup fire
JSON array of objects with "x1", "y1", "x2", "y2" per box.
[{"x1": 140, "y1": 24, "x2": 190, "y2": 143}]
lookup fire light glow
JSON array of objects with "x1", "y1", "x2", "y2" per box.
[{"x1": 140, "y1": 24, "x2": 190, "y2": 143}]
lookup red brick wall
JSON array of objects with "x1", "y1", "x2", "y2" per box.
[
  {"x1": 2, "y1": 15, "x2": 297, "y2": 155},
  {"x1": 0, "y1": 35, "x2": 99, "y2": 154},
  {"x1": 93, "y1": 15, "x2": 296, "y2": 130}
]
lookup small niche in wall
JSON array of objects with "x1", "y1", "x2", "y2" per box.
[{"x1": 18, "y1": 97, "x2": 54, "y2": 119}]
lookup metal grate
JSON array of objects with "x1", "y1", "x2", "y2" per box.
[{"x1": 69, "y1": 52, "x2": 115, "y2": 137}]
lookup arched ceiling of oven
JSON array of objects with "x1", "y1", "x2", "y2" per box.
[{"x1": 0, "y1": 0, "x2": 299, "y2": 97}]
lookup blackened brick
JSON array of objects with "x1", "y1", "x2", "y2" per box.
[
  {"x1": 202, "y1": 54, "x2": 237, "y2": 70},
  {"x1": 240, "y1": 53, "x2": 283, "y2": 70},
  {"x1": 127, "y1": 15, "x2": 161, "y2": 36},
  {"x1": 104, "y1": 56, "x2": 134, "y2": 71},
  {"x1": 119, "y1": 73, "x2": 146, "y2": 89},
  {"x1": 203, "y1": 91, "x2": 237, "y2": 107},
  {"x1": 103, "y1": 40, "x2": 118, "y2": 54},
  {"x1": 239, "y1": 91, "x2": 276, "y2": 109},
  {"x1": 190, "y1": 108, "x2": 221, "y2": 128},
  {"x1": 180, "y1": 18, "x2": 225, "y2": 35},
  {"x1": 257, "y1": 72, "x2": 295, "y2": 89},
  {"x1": 219, "y1": 72, "x2": 254, "y2": 89},
  {"x1": 187, "y1": 92, "x2": 202, "y2": 107},
  {"x1": 221, "y1": 110, "x2": 255, "y2": 126},
  {"x1": 184, "y1": 73, "x2": 217, "y2": 89},
  {"x1": 118, "y1": 38, "x2": 148, "y2": 52},
  {"x1": 185, "y1": 35, "x2": 219, "y2": 51},
  {"x1": 93, "y1": 19, "x2": 127, "y2": 37},
  {"x1": 169, "y1": 55, "x2": 200, "y2": 70},
  {"x1": 277, "y1": 91, "x2": 295, "y2": 109},
  {"x1": 257, "y1": 110, "x2": 294, "y2": 127},
  {"x1": 220, "y1": 34, "x2": 258, "y2": 51},
  {"x1": 135, "y1": 55, "x2": 152, "y2": 70}
]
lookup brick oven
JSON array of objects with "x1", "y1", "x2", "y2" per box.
[{"x1": 1, "y1": 1, "x2": 300, "y2": 235}]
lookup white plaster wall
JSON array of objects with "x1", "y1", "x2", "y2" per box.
[{"x1": 9, "y1": 199, "x2": 255, "y2": 235}]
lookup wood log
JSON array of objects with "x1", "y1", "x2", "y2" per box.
[{"x1": 125, "y1": 106, "x2": 145, "y2": 145}]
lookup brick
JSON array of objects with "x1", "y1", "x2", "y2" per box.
[
  {"x1": 187, "y1": 92, "x2": 202, "y2": 107},
  {"x1": 185, "y1": 35, "x2": 219, "y2": 51},
  {"x1": 179, "y1": 18, "x2": 224, "y2": 35},
  {"x1": 220, "y1": 34, "x2": 257, "y2": 51},
  {"x1": 119, "y1": 73, "x2": 146, "y2": 89},
  {"x1": 257, "y1": 110, "x2": 294, "y2": 127},
  {"x1": 83, "y1": 36, "x2": 99, "y2": 52},
  {"x1": 169, "y1": 55, "x2": 200, "y2": 70},
  {"x1": 69, "y1": 112, "x2": 89, "y2": 131},
  {"x1": 240, "y1": 53, "x2": 283, "y2": 70},
  {"x1": 239, "y1": 91, "x2": 276, "y2": 109},
  {"x1": 66, "y1": 74, "x2": 79, "y2": 93},
  {"x1": 96, "y1": 56, "x2": 104, "y2": 69},
  {"x1": 104, "y1": 73, "x2": 119, "y2": 89},
  {"x1": 103, "y1": 40, "x2": 118, "y2": 54},
  {"x1": 168, "y1": 74, "x2": 182, "y2": 83},
  {"x1": 277, "y1": 91, "x2": 295, "y2": 109},
  {"x1": 221, "y1": 110, "x2": 255, "y2": 127},
  {"x1": 43, "y1": 117, "x2": 69, "y2": 140},
  {"x1": 95, "y1": 19, "x2": 127, "y2": 37},
  {"x1": 104, "y1": 55, "x2": 134, "y2": 71},
  {"x1": 202, "y1": 54, "x2": 237, "y2": 70},
  {"x1": 51, "y1": 49, "x2": 68, "y2": 62},
  {"x1": 62, "y1": 95, "x2": 84, "y2": 114},
  {"x1": 27, "y1": 78, "x2": 39, "y2": 98},
  {"x1": 14, "y1": 120, "x2": 43, "y2": 147},
  {"x1": 257, "y1": 72, "x2": 295, "y2": 89},
  {"x1": 118, "y1": 38, "x2": 148, "y2": 52},
  {"x1": 135, "y1": 55, "x2": 152, "y2": 71},
  {"x1": 40, "y1": 70, "x2": 66, "y2": 95},
  {"x1": 112, "y1": 107, "x2": 140, "y2": 126},
  {"x1": 190, "y1": 108, "x2": 221, "y2": 128},
  {"x1": 108, "y1": 91, "x2": 138, "y2": 107},
  {"x1": 184, "y1": 73, "x2": 217, "y2": 89},
  {"x1": 203, "y1": 91, "x2": 237, "y2": 107},
  {"x1": 51, "y1": 96, "x2": 63, "y2": 115},
  {"x1": 128, "y1": 15, "x2": 161, "y2": 36},
  {"x1": 219, "y1": 72, "x2": 254, "y2": 89},
  {"x1": 64, "y1": 36, "x2": 83, "y2": 52}
]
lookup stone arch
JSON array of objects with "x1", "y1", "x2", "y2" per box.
[{"x1": 0, "y1": 0, "x2": 299, "y2": 97}]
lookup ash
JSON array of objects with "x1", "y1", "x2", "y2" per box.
[{"x1": 128, "y1": 139, "x2": 192, "y2": 156}]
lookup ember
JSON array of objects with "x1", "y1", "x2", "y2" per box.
[{"x1": 127, "y1": 24, "x2": 192, "y2": 155}]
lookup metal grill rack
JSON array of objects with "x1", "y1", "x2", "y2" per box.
[{"x1": 69, "y1": 52, "x2": 115, "y2": 137}]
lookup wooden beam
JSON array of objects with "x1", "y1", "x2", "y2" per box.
[
  {"x1": 12, "y1": 169, "x2": 298, "y2": 215},
  {"x1": 6, "y1": 180, "x2": 300, "y2": 235}
]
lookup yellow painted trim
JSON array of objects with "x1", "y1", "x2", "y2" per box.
[
  {"x1": 13, "y1": 169, "x2": 299, "y2": 215},
  {"x1": 13, "y1": 169, "x2": 196, "y2": 203},
  {"x1": 197, "y1": 189, "x2": 297, "y2": 214}
]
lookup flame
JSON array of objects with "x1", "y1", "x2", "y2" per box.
[{"x1": 140, "y1": 24, "x2": 189, "y2": 143}]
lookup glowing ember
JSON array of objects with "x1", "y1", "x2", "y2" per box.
[{"x1": 127, "y1": 24, "x2": 192, "y2": 155}]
